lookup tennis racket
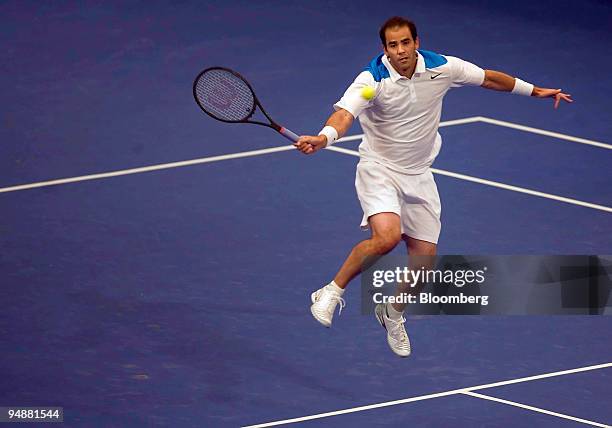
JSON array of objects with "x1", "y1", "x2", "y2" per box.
[{"x1": 193, "y1": 67, "x2": 299, "y2": 142}]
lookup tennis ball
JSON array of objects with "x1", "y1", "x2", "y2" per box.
[{"x1": 361, "y1": 86, "x2": 375, "y2": 100}]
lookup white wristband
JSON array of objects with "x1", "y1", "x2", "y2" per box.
[
  {"x1": 512, "y1": 78, "x2": 534, "y2": 96},
  {"x1": 318, "y1": 125, "x2": 339, "y2": 147}
]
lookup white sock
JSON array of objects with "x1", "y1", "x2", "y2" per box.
[
  {"x1": 386, "y1": 303, "x2": 403, "y2": 320},
  {"x1": 326, "y1": 280, "x2": 344, "y2": 296}
]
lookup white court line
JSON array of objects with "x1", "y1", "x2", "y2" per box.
[
  {"x1": 341, "y1": 116, "x2": 611, "y2": 150},
  {"x1": 0, "y1": 117, "x2": 479, "y2": 193},
  {"x1": 241, "y1": 362, "x2": 612, "y2": 428},
  {"x1": 477, "y1": 116, "x2": 612, "y2": 150},
  {"x1": 327, "y1": 146, "x2": 612, "y2": 213},
  {"x1": 335, "y1": 115, "x2": 482, "y2": 142},
  {"x1": 1, "y1": 116, "x2": 609, "y2": 198},
  {"x1": 0, "y1": 146, "x2": 295, "y2": 194},
  {"x1": 462, "y1": 391, "x2": 611, "y2": 427}
]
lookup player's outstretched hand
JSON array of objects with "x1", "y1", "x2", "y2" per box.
[
  {"x1": 294, "y1": 135, "x2": 327, "y2": 155},
  {"x1": 533, "y1": 87, "x2": 574, "y2": 109}
]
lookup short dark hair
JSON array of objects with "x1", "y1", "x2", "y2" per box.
[{"x1": 379, "y1": 16, "x2": 417, "y2": 46}]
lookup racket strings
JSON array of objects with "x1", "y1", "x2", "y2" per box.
[{"x1": 195, "y1": 69, "x2": 255, "y2": 122}]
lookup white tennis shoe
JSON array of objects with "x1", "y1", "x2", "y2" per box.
[
  {"x1": 310, "y1": 286, "x2": 345, "y2": 328},
  {"x1": 375, "y1": 303, "x2": 411, "y2": 357}
]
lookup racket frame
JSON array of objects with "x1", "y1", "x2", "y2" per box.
[{"x1": 193, "y1": 67, "x2": 297, "y2": 140}]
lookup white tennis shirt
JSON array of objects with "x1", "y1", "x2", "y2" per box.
[{"x1": 334, "y1": 50, "x2": 485, "y2": 174}]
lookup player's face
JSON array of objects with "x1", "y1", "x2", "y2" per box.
[{"x1": 383, "y1": 26, "x2": 419, "y2": 76}]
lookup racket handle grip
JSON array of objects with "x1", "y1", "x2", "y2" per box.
[{"x1": 279, "y1": 127, "x2": 299, "y2": 143}]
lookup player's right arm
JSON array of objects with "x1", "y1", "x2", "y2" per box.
[
  {"x1": 295, "y1": 109, "x2": 354, "y2": 155},
  {"x1": 296, "y1": 70, "x2": 377, "y2": 155}
]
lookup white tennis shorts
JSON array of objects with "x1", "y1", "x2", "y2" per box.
[{"x1": 355, "y1": 160, "x2": 441, "y2": 244}]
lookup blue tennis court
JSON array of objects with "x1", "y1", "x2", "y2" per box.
[{"x1": 1, "y1": 1, "x2": 611, "y2": 427}]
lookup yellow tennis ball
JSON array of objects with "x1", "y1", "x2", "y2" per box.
[{"x1": 361, "y1": 86, "x2": 375, "y2": 100}]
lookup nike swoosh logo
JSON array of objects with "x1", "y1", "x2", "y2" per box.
[{"x1": 430, "y1": 73, "x2": 442, "y2": 79}]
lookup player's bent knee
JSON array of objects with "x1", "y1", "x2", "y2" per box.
[{"x1": 371, "y1": 233, "x2": 401, "y2": 254}]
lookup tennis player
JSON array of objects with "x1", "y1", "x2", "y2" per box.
[{"x1": 295, "y1": 16, "x2": 573, "y2": 357}]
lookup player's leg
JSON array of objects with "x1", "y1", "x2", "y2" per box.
[
  {"x1": 333, "y1": 212, "x2": 402, "y2": 288},
  {"x1": 375, "y1": 169, "x2": 441, "y2": 356},
  {"x1": 310, "y1": 212, "x2": 401, "y2": 328},
  {"x1": 389, "y1": 235, "x2": 437, "y2": 313},
  {"x1": 375, "y1": 237, "x2": 436, "y2": 357},
  {"x1": 310, "y1": 160, "x2": 404, "y2": 328}
]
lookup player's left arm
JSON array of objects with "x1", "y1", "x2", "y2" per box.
[{"x1": 481, "y1": 70, "x2": 574, "y2": 109}]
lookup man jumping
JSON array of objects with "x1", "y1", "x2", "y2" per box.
[{"x1": 295, "y1": 16, "x2": 572, "y2": 357}]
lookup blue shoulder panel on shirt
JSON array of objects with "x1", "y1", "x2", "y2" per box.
[
  {"x1": 418, "y1": 49, "x2": 447, "y2": 68},
  {"x1": 364, "y1": 54, "x2": 389, "y2": 82}
]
